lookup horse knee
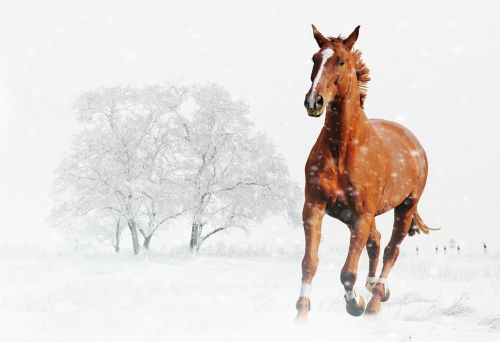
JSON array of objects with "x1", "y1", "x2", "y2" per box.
[{"x1": 340, "y1": 269, "x2": 357, "y2": 290}]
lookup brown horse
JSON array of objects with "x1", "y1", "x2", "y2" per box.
[{"x1": 296, "y1": 25, "x2": 438, "y2": 320}]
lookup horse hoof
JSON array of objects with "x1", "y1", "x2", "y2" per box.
[
  {"x1": 365, "y1": 279, "x2": 377, "y2": 292},
  {"x1": 345, "y1": 295, "x2": 365, "y2": 317},
  {"x1": 372, "y1": 283, "x2": 390, "y2": 302},
  {"x1": 365, "y1": 296, "x2": 381, "y2": 314},
  {"x1": 382, "y1": 287, "x2": 390, "y2": 302},
  {"x1": 295, "y1": 297, "x2": 310, "y2": 321}
]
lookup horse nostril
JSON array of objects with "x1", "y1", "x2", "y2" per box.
[
  {"x1": 304, "y1": 98, "x2": 309, "y2": 109},
  {"x1": 315, "y1": 95, "x2": 323, "y2": 110}
]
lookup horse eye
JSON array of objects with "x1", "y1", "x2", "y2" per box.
[{"x1": 339, "y1": 59, "x2": 345, "y2": 66}]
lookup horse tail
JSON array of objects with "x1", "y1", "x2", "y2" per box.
[{"x1": 409, "y1": 209, "x2": 441, "y2": 236}]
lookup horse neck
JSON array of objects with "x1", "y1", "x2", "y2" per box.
[{"x1": 324, "y1": 81, "x2": 368, "y2": 169}]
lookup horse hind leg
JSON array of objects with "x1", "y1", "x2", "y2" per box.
[
  {"x1": 366, "y1": 196, "x2": 417, "y2": 314},
  {"x1": 365, "y1": 222, "x2": 381, "y2": 292}
]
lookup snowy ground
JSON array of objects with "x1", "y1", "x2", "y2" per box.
[{"x1": 1, "y1": 248, "x2": 499, "y2": 342}]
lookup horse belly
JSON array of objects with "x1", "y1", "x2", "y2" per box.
[
  {"x1": 378, "y1": 174, "x2": 414, "y2": 213},
  {"x1": 378, "y1": 147, "x2": 420, "y2": 213}
]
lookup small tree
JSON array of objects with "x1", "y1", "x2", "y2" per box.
[
  {"x1": 53, "y1": 85, "x2": 187, "y2": 254},
  {"x1": 52, "y1": 126, "x2": 129, "y2": 251}
]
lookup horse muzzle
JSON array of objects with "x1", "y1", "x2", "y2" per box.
[
  {"x1": 307, "y1": 107, "x2": 325, "y2": 117},
  {"x1": 304, "y1": 94, "x2": 324, "y2": 117}
]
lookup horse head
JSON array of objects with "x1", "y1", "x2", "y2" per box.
[{"x1": 304, "y1": 25, "x2": 360, "y2": 117}]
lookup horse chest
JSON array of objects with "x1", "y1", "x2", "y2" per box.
[
  {"x1": 307, "y1": 166, "x2": 359, "y2": 224},
  {"x1": 307, "y1": 147, "x2": 371, "y2": 220},
  {"x1": 325, "y1": 178, "x2": 362, "y2": 225}
]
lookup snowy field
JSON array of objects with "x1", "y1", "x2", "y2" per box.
[
  {"x1": 1, "y1": 249, "x2": 499, "y2": 342},
  {"x1": 2, "y1": 1, "x2": 500, "y2": 342}
]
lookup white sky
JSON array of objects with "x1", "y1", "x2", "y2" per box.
[{"x1": 1, "y1": 0, "x2": 499, "y2": 251}]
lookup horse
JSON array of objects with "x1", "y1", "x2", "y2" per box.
[{"x1": 296, "y1": 25, "x2": 438, "y2": 320}]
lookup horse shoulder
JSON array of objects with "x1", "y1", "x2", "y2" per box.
[
  {"x1": 348, "y1": 126, "x2": 388, "y2": 187},
  {"x1": 305, "y1": 135, "x2": 338, "y2": 200}
]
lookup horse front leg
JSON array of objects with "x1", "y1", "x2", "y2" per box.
[
  {"x1": 295, "y1": 200, "x2": 326, "y2": 321},
  {"x1": 341, "y1": 213, "x2": 372, "y2": 317}
]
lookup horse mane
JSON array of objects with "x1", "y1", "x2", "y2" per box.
[
  {"x1": 352, "y1": 49, "x2": 370, "y2": 108},
  {"x1": 328, "y1": 37, "x2": 371, "y2": 108}
]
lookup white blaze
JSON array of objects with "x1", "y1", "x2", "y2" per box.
[{"x1": 308, "y1": 48, "x2": 334, "y2": 106}]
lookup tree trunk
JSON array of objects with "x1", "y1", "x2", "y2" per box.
[
  {"x1": 113, "y1": 219, "x2": 121, "y2": 253},
  {"x1": 190, "y1": 196, "x2": 208, "y2": 254},
  {"x1": 143, "y1": 235, "x2": 153, "y2": 250},
  {"x1": 128, "y1": 218, "x2": 140, "y2": 255},
  {"x1": 190, "y1": 221, "x2": 203, "y2": 253}
]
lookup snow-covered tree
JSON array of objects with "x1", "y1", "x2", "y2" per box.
[
  {"x1": 52, "y1": 85, "x2": 187, "y2": 254},
  {"x1": 174, "y1": 84, "x2": 301, "y2": 253},
  {"x1": 52, "y1": 83, "x2": 301, "y2": 254}
]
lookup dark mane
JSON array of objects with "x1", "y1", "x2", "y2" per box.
[{"x1": 327, "y1": 37, "x2": 370, "y2": 108}]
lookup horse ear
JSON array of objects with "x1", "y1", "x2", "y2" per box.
[
  {"x1": 312, "y1": 24, "x2": 328, "y2": 48},
  {"x1": 343, "y1": 25, "x2": 360, "y2": 50}
]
